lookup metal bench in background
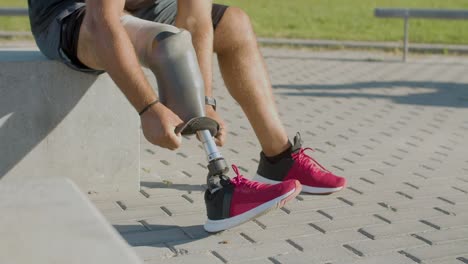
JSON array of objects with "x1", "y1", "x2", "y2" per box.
[
  {"x1": 0, "y1": 7, "x2": 27, "y2": 16},
  {"x1": 375, "y1": 8, "x2": 468, "y2": 62},
  {"x1": 0, "y1": 8, "x2": 30, "y2": 38}
]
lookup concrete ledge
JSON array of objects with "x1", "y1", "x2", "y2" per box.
[
  {"x1": 0, "y1": 178, "x2": 143, "y2": 264},
  {"x1": 0, "y1": 49, "x2": 140, "y2": 193}
]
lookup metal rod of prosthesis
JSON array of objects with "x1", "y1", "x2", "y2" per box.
[{"x1": 197, "y1": 130, "x2": 223, "y2": 162}]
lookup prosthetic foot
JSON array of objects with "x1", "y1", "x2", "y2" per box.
[{"x1": 121, "y1": 15, "x2": 300, "y2": 232}]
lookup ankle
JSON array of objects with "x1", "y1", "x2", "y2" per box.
[{"x1": 264, "y1": 141, "x2": 292, "y2": 164}]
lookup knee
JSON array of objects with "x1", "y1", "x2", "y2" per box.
[
  {"x1": 224, "y1": 7, "x2": 253, "y2": 34},
  {"x1": 151, "y1": 30, "x2": 193, "y2": 56},
  {"x1": 120, "y1": 14, "x2": 184, "y2": 66},
  {"x1": 215, "y1": 7, "x2": 256, "y2": 53}
]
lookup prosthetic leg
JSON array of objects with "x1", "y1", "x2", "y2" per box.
[
  {"x1": 121, "y1": 15, "x2": 229, "y2": 191},
  {"x1": 150, "y1": 30, "x2": 231, "y2": 192}
]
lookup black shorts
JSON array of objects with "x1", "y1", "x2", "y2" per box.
[{"x1": 54, "y1": 0, "x2": 228, "y2": 74}]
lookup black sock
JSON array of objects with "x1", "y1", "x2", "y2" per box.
[{"x1": 265, "y1": 141, "x2": 293, "y2": 164}]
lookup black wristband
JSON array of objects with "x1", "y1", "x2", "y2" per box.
[{"x1": 138, "y1": 99, "x2": 159, "y2": 116}]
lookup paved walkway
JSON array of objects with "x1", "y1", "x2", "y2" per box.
[{"x1": 89, "y1": 48, "x2": 468, "y2": 264}]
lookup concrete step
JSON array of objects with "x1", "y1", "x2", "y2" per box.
[{"x1": 0, "y1": 178, "x2": 143, "y2": 264}]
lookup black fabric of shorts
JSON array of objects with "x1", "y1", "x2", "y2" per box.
[
  {"x1": 61, "y1": 7, "x2": 88, "y2": 70},
  {"x1": 212, "y1": 4, "x2": 229, "y2": 29},
  {"x1": 60, "y1": 2, "x2": 229, "y2": 73}
]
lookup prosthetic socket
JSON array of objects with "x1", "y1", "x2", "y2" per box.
[{"x1": 121, "y1": 15, "x2": 229, "y2": 191}]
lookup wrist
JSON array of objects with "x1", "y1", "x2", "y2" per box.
[{"x1": 138, "y1": 99, "x2": 160, "y2": 116}]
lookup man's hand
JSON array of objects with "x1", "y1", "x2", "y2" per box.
[
  {"x1": 205, "y1": 106, "x2": 227, "y2": 146},
  {"x1": 141, "y1": 103, "x2": 184, "y2": 150}
]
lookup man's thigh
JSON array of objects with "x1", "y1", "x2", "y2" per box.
[
  {"x1": 132, "y1": 0, "x2": 229, "y2": 29},
  {"x1": 28, "y1": 1, "x2": 105, "y2": 74}
]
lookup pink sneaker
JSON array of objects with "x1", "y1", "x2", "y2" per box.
[
  {"x1": 254, "y1": 133, "x2": 346, "y2": 194},
  {"x1": 204, "y1": 165, "x2": 301, "y2": 233}
]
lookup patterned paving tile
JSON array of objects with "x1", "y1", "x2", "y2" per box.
[{"x1": 94, "y1": 49, "x2": 468, "y2": 263}]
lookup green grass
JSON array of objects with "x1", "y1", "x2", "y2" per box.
[
  {"x1": 216, "y1": 0, "x2": 468, "y2": 44},
  {"x1": 1, "y1": 0, "x2": 468, "y2": 44},
  {"x1": 0, "y1": 0, "x2": 29, "y2": 32}
]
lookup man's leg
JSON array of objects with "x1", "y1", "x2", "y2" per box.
[
  {"x1": 213, "y1": 8, "x2": 290, "y2": 157},
  {"x1": 213, "y1": 7, "x2": 347, "y2": 194}
]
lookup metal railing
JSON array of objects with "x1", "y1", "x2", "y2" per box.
[
  {"x1": 375, "y1": 8, "x2": 468, "y2": 61},
  {"x1": 0, "y1": 8, "x2": 30, "y2": 38},
  {"x1": 0, "y1": 7, "x2": 28, "y2": 16}
]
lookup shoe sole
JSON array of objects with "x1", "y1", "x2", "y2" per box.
[
  {"x1": 253, "y1": 174, "x2": 344, "y2": 194},
  {"x1": 204, "y1": 181, "x2": 301, "y2": 233}
]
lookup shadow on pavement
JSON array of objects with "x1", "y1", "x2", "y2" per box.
[
  {"x1": 140, "y1": 181, "x2": 206, "y2": 192},
  {"x1": 114, "y1": 224, "x2": 210, "y2": 247},
  {"x1": 274, "y1": 81, "x2": 468, "y2": 108},
  {"x1": 264, "y1": 54, "x2": 468, "y2": 65},
  {"x1": 264, "y1": 54, "x2": 399, "y2": 63}
]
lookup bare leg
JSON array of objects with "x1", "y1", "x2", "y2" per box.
[{"x1": 213, "y1": 7, "x2": 290, "y2": 156}]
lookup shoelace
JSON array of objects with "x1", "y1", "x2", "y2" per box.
[
  {"x1": 292, "y1": 148, "x2": 330, "y2": 174},
  {"x1": 230, "y1": 164, "x2": 264, "y2": 189},
  {"x1": 230, "y1": 164, "x2": 247, "y2": 185}
]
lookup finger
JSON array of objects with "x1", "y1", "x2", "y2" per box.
[
  {"x1": 167, "y1": 130, "x2": 182, "y2": 150},
  {"x1": 174, "y1": 123, "x2": 185, "y2": 135},
  {"x1": 213, "y1": 136, "x2": 220, "y2": 146},
  {"x1": 215, "y1": 128, "x2": 226, "y2": 146},
  {"x1": 169, "y1": 110, "x2": 184, "y2": 133},
  {"x1": 156, "y1": 138, "x2": 174, "y2": 150}
]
